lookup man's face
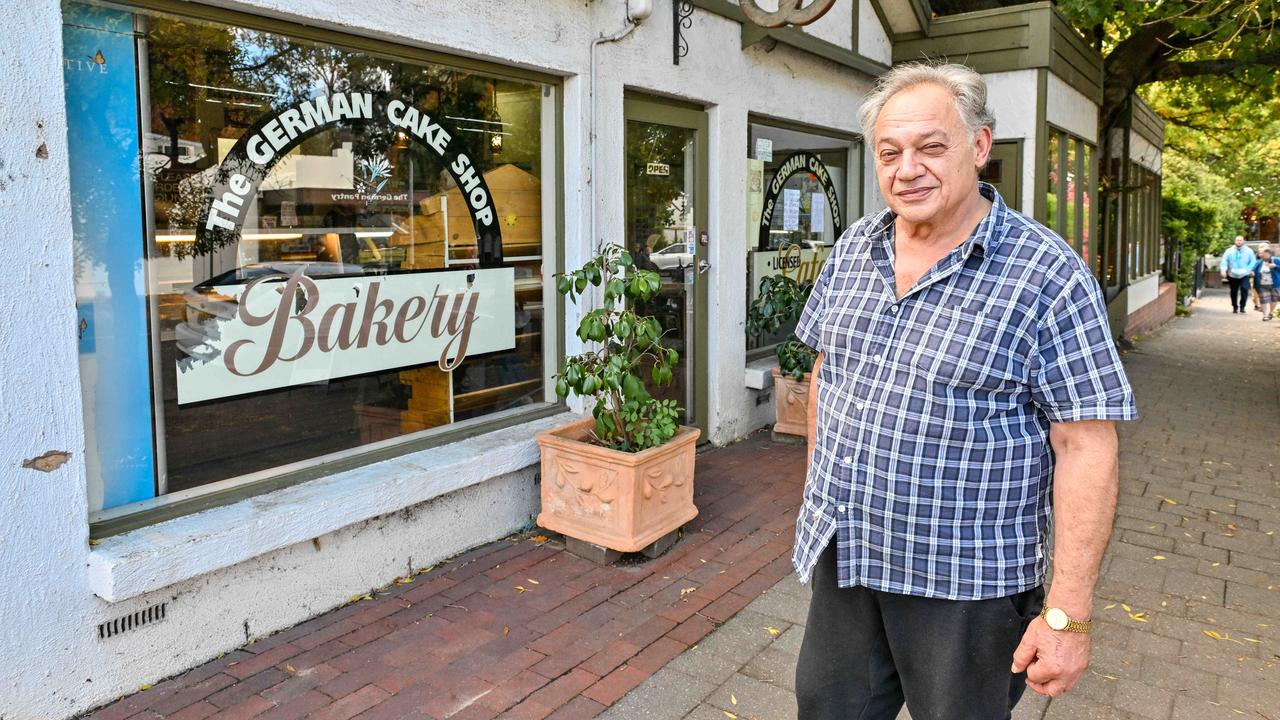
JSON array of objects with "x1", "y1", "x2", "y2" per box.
[
  {"x1": 1235, "y1": 236, "x2": 1246, "y2": 248},
  {"x1": 873, "y1": 82, "x2": 992, "y2": 226}
]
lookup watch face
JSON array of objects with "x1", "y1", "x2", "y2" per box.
[{"x1": 1045, "y1": 607, "x2": 1069, "y2": 630}]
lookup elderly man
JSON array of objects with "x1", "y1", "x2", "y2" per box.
[{"x1": 792, "y1": 63, "x2": 1137, "y2": 719}]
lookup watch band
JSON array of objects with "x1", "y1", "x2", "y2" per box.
[{"x1": 1040, "y1": 607, "x2": 1092, "y2": 633}]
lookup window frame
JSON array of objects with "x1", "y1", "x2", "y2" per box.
[
  {"x1": 744, "y1": 114, "x2": 863, "y2": 362},
  {"x1": 79, "y1": 0, "x2": 567, "y2": 538},
  {"x1": 1042, "y1": 123, "x2": 1096, "y2": 259}
]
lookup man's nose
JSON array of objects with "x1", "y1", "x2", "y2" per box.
[{"x1": 897, "y1": 149, "x2": 924, "y2": 180}]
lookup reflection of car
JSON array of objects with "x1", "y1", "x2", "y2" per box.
[
  {"x1": 649, "y1": 244, "x2": 693, "y2": 271},
  {"x1": 177, "y1": 262, "x2": 364, "y2": 362}
]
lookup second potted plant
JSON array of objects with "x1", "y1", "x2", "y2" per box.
[
  {"x1": 536, "y1": 243, "x2": 699, "y2": 559},
  {"x1": 746, "y1": 273, "x2": 818, "y2": 438}
]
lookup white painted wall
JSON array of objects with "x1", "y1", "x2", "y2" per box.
[
  {"x1": 982, "y1": 69, "x2": 1039, "y2": 217},
  {"x1": 1127, "y1": 273, "x2": 1161, "y2": 314},
  {"x1": 1129, "y1": 132, "x2": 1162, "y2": 173},
  {"x1": 2, "y1": 1, "x2": 880, "y2": 718},
  {"x1": 1046, "y1": 72, "x2": 1098, "y2": 143},
  {"x1": 858, "y1": 0, "x2": 893, "y2": 66}
]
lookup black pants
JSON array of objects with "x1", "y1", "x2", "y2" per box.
[
  {"x1": 1227, "y1": 276, "x2": 1251, "y2": 311},
  {"x1": 795, "y1": 542, "x2": 1044, "y2": 720}
]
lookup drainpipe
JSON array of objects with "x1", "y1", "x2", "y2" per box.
[{"x1": 590, "y1": 0, "x2": 653, "y2": 252}]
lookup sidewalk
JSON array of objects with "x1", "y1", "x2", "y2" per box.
[
  {"x1": 83, "y1": 434, "x2": 806, "y2": 720},
  {"x1": 606, "y1": 288, "x2": 1280, "y2": 720},
  {"x1": 84, "y1": 288, "x2": 1279, "y2": 720}
]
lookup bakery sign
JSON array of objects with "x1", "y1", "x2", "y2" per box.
[{"x1": 175, "y1": 267, "x2": 515, "y2": 405}]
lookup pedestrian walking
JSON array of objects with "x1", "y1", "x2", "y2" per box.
[
  {"x1": 792, "y1": 62, "x2": 1137, "y2": 720},
  {"x1": 1220, "y1": 235, "x2": 1256, "y2": 313},
  {"x1": 1253, "y1": 246, "x2": 1280, "y2": 321}
]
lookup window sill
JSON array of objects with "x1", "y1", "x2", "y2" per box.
[
  {"x1": 745, "y1": 356, "x2": 778, "y2": 390},
  {"x1": 86, "y1": 410, "x2": 576, "y2": 603}
]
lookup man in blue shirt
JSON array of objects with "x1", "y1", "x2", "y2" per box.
[
  {"x1": 792, "y1": 63, "x2": 1137, "y2": 719},
  {"x1": 1220, "y1": 235, "x2": 1256, "y2": 313}
]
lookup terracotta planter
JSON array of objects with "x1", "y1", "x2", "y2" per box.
[
  {"x1": 772, "y1": 368, "x2": 811, "y2": 438},
  {"x1": 536, "y1": 417, "x2": 700, "y2": 553}
]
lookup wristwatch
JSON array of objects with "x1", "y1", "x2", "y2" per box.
[{"x1": 1040, "y1": 607, "x2": 1091, "y2": 633}]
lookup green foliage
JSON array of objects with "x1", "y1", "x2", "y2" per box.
[
  {"x1": 746, "y1": 274, "x2": 818, "y2": 380},
  {"x1": 1161, "y1": 152, "x2": 1247, "y2": 298},
  {"x1": 553, "y1": 244, "x2": 682, "y2": 452}
]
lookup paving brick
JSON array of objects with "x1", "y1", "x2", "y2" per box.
[
  {"x1": 308, "y1": 685, "x2": 390, "y2": 720},
  {"x1": 207, "y1": 669, "x2": 290, "y2": 709},
  {"x1": 581, "y1": 665, "x2": 650, "y2": 706},
  {"x1": 543, "y1": 696, "x2": 605, "y2": 720}
]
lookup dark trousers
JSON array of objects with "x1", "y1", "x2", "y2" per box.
[
  {"x1": 1227, "y1": 276, "x2": 1251, "y2": 311},
  {"x1": 795, "y1": 542, "x2": 1044, "y2": 720}
]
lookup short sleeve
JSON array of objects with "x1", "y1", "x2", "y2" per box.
[
  {"x1": 793, "y1": 249, "x2": 837, "y2": 352},
  {"x1": 1030, "y1": 274, "x2": 1138, "y2": 423}
]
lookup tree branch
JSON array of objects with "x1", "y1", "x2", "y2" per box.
[{"x1": 1152, "y1": 51, "x2": 1280, "y2": 81}]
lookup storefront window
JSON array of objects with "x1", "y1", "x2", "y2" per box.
[
  {"x1": 745, "y1": 121, "x2": 857, "y2": 352},
  {"x1": 1042, "y1": 128, "x2": 1095, "y2": 262},
  {"x1": 64, "y1": 1, "x2": 556, "y2": 514}
]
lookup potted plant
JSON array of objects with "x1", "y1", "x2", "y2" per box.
[
  {"x1": 746, "y1": 273, "x2": 818, "y2": 438},
  {"x1": 535, "y1": 243, "x2": 699, "y2": 558}
]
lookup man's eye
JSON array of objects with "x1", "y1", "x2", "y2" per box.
[
  {"x1": 879, "y1": 151, "x2": 900, "y2": 162},
  {"x1": 922, "y1": 143, "x2": 946, "y2": 154}
]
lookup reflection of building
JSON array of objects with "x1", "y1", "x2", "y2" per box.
[{"x1": 16, "y1": 2, "x2": 1169, "y2": 717}]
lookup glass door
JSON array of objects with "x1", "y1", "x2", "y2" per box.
[{"x1": 623, "y1": 96, "x2": 709, "y2": 433}]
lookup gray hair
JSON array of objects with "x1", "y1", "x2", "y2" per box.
[{"x1": 858, "y1": 62, "x2": 996, "y2": 144}]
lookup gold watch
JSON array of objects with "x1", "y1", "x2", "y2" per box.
[{"x1": 1040, "y1": 607, "x2": 1091, "y2": 633}]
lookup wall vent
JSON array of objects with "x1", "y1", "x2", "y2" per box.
[{"x1": 98, "y1": 603, "x2": 167, "y2": 640}]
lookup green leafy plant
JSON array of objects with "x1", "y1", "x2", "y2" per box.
[
  {"x1": 746, "y1": 273, "x2": 817, "y2": 381},
  {"x1": 553, "y1": 243, "x2": 682, "y2": 452}
]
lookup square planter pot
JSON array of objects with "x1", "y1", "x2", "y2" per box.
[
  {"x1": 536, "y1": 417, "x2": 700, "y2": 553},
  {"x1": 772, "y1": 368, "x2": 811, "y2": 438}
]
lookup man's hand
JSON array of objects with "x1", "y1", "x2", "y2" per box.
[{"x1": 1011, "y1": 618, "x2": 1092, "y2": 697}]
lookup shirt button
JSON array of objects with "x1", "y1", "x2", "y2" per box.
[
  {"x1": 856, "y1": 402, "x2": 865, "y2": 411},
  {"x1": 889, "y1": 306, "x2": 899, "y2": 314},
  {"x1": 837, "y1": 505, "x2": 846, "y2": 514},
  {"x1": 811, "y1": 510, "x2": 821, "y2": 520},
  {"x1": 873, "y1": 354, "x2": 882, "y2": 363},
  {"x1": 843, "y1": 455, "x2": 853, "y2": 464}
]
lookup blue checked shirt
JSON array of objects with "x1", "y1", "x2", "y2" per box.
[{"x1": 791, "y1": 183, "x2": 1137, "y2": 600}]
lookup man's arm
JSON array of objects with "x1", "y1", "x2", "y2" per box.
[
  {"x1": 806, "y1": 352, "x2": 824, "y2": 468},
  {"x1": 1011, "y1": 419, "x2": 1119, "y2": 697}
]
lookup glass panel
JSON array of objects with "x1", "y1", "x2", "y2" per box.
[
  {"x1": 1045, "y1": 131, "x2": 1060, "y2": 234},
  {"x1": 65, "y1": 1, "x2": 552, "y2": 510},
  {"x1": 627, "y1": 119, "x2": 696, "y2": 424},
  {"x1": 745, "y1": 122, "x2": 853, "y2": 351},
  {"x1": 1081, "y1": 143, "x2": 1095, "y2": 275},
  {"x1": 1065, "y1": 138, "x2": 1078, "y2": 253}
]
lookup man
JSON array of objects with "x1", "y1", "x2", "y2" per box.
[
  {"x1": 1220, "y1": 235, "x2": 1256, "y2": 313},
  {"x1": 792, "y1": 63, "x2": 1137, "y2": 719}
]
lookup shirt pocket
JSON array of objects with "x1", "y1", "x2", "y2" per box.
[{"x1": 923, "y1": 304, "x2": 1026, "y2": 391}]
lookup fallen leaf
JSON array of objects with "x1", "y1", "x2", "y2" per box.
[
  {"x1": 1104, "y1": 603, "x2": 1117, "y2": 610},
  {"x1": 723, "y1": 713, "x2": 737, "y2": 719},
  {"x1": 285, "y1": 664, "x2": 296, "y2": 673},
  {"x1": 681, "y1": 587, "x2": 697, "y2": 598},
  {"x1": 1153, "y1": 555, "x2": 1166, "y2": 561},
  {"x1": 527, "y1": 579, "x2": 540, "y2": 585},
  {"x1": 88, "y1": 538, "x2": 102, "y2": 546},
  {"x1": 764, "y1": 627, "x2": 781, "y2": 636},
  {"x1": 394, "y1": 577, "x2": 414, "y2": 585},
  {"x1": 1127, "y1": 611, "x2": 1148, "y2": 622},
  {"x1": 1243, "y1": 638, "x2": 1262, "y2": 644},
  {"x1": 1122, "y1": 604, "x2": 1132, "y2": 612},
  {"x1": 515, "y1": 585, "x2": 528, "y2": 593},
  {"x1": 731, "y1": 693, "x2": 738, "y2": 705},
  {"x1": 1160, "y1": 497, "x2": 1178, "y2": 505},
  {"x1": 503, "y1": 626, "x2": 510, "y2": 636},
  {"x1": 139, "y1": 684, "x2": 152, "y2": 691},
  {"x1": 530, "y1": 535, "x2": 550, "y2": 543}
]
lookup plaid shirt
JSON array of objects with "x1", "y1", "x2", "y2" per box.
[{"x1": 792, "y1": 183, "x2": 1137, "y2": 600}]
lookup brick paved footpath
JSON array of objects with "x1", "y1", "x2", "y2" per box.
[
  {"x1": 604, "y1": 288, "x2": 1280, "y2": 720},
  {"x1": 83, "y1": 288, "x2": 1279, "y2": 720},
  {"x1": 83, "y1": 435, "x2": 806, "y2": 720}
]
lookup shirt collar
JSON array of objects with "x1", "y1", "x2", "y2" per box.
[{"x1": 866, "y1": 182, "x2": 1010, "y2": 257}]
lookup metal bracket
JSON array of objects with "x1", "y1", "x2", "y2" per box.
[{"x1": 673, "y1": 0, "x2": 694, "y2": 65}]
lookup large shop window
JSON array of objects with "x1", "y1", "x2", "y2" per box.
[
  {"x1": 63, "y1": 1, "x2": 558, "y2": 517},
  {"x1": 1044, "y1": 128, "x2": 1096, "y2": 271},
  {"x1": 745, "y1": 121, "x2": 857, "y2": 353}
]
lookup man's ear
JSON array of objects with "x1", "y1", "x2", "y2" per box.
[{"x1": 973, "y1": 126, "x2": 994, "y2": 170}]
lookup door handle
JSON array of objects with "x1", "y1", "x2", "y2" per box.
[{"x1": 698, "y1": 260, "x2": 712, "y2": 275}]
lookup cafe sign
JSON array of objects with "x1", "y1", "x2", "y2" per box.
[
  {"x1": 176, "y1": 267, "x2": 515, "y2": 405},
  {"x1": 750, "y1": 243, "x2": 831, "y2": 301}
]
